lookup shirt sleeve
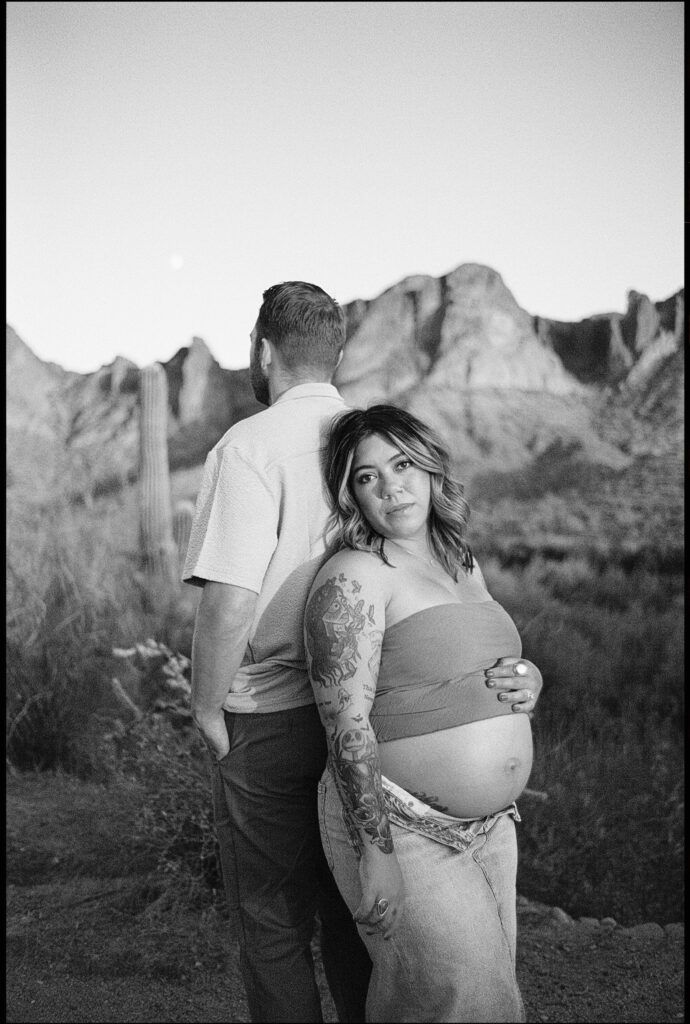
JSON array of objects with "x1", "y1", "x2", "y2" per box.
[{"x1": 182, "y1": 444, "x2": 278, "y2": 592}]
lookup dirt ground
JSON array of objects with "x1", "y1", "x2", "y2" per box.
[
  {"x1": 6, "y1": 772, "x2": 684, "y2": 1023},
  {"x1": 6, "y1": 880, "x2": 684, "y2": 1024}
]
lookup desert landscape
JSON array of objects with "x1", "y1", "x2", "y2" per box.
[{"x1": 6, "y1": 263, "x2": 684, "y2": 1021}]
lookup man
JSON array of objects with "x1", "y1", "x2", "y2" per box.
[
  {"x1": 183, "y1": 281, "x2": 371, "y2": 1023},
  {"x1": 183, "y1": 280, "x2": 542, "y2": 1022}
]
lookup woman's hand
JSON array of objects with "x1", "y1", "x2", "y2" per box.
[
  {"x1": 354, "y1": 844, "x2": 405, "y2": 940},
  {"x1": 485, "y1": 657, "x2": 543, "y2": 714}
]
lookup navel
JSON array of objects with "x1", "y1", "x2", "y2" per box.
[{"x1": 503, "y1": 757, "x2": 521, "y2": 775}]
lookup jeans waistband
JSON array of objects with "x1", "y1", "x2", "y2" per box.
[
  {"x1": 325, "y1": 758, "x2": 519, "y2": 855},
  {"x1": 382, "y1": 774, "x2": 519, "y2": 852}
]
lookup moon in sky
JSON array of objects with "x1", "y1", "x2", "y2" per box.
[{"x1": 169, "y1": 253, "x2": 184, "y2": 271}]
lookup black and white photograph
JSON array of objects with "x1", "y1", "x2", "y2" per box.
[{"x1": 6, "y1": 2, "x2": 684, "y2": 1022}]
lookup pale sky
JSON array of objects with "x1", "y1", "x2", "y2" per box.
[{"x1": 6, "y1": 1, "x2": 684, "y2": 373}]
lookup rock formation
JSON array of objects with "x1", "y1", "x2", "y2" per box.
[
  {"x1": 336, "y1": 265, "x2": 580, "y2": 408},
  {"x1": 335, "y1": 265, "x2": 683, "y2": 486},
  {"x1": 5, "y1": 326, "x2": 76, "y2": 497},
  {"x1": 6, "y1": 263, "x2": 683, "y2": 566}
]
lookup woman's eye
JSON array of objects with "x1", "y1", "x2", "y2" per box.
[
  {"x1": 396, "y1": 460, "x2": 411, "y2": 471},
  {"x1": 355, "y1": 473, "x2": 374, "y2": 486}
]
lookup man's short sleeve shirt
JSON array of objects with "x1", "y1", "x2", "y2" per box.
[{"x1": 183, "y1": 383, "x2": 347, "y2": 713}]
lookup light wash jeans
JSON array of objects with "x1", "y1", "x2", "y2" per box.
[{"x1": 318, "y1": 764, "x2": 526, "y2": 1023}]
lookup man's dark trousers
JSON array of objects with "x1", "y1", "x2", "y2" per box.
[{"x1": 211, "y1": 704, "x2": 372, "y2": 1023}]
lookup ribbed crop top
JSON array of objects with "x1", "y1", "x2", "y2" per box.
[{"x1": 370, "y1": 601, "x2": 522, "y2": 742}]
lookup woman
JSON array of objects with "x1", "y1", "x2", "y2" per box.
[{"x1": 304, "y1": 405, "x2": 542, "y2": 1023}]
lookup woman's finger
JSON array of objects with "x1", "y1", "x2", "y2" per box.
[
  {"x1": 358, "y1": 896, "x2": 402, "y2": 937},
  {"x1": 486, "y1": 657, "x2": 529, "y2": 678},
  {"x1": 491, "y1": 680, "x2": 531, "y2": 697},
  {"x1": 511, "y1": 688, "x2": 534, "y2": 710},
  {"x1": 356, "y1": 896, "x2": 391, "y2": 926},
  {"x1": 365, "y1": 906, "x2": 401, "y2": 939},
  {"x1": 496, "y1": 688, "x2": 532, "y2": 705}
]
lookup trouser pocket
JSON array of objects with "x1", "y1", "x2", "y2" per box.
[
  {"x1": 209, "y1": 755, "x2": 242, "y2": 917},
  {"x1": 317, "y1": 775, "x2": 336, "y2": 872}
]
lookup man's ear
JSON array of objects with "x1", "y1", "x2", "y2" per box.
[{"x1": 260, "y1": 338, "x2": 273, "y2": 371}]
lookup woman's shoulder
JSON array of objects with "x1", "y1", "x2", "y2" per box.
[
  {"x1": 317, "y1": 545, "x2": 384, "y2": 576},
  {"x1": 312, "y1": 547, "x2": 388, "y2": 594},
  {"x1": 306, "y1": 549, "x2": 388, "y2": 634}
]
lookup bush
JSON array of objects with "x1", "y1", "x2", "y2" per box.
[
  {"x1": 483, "y1": 557, "x2": 684, "y2": 924},
  {"x1": 6, "y1": 499, "x2": 197, "y2": 777},
  {"x1": 519, "y1": 735, "x2": 684, "y2": 925},
  {"x1": 7, "y1": 494, "x2": 213, "y2": 910},
  {"x1": 6, "y1": 544, "x2": 113, "y2": 776},
  {"x1": 99, "y1": 641, "x2": 222, "y2": 909}
]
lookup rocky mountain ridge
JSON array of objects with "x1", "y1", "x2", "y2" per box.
[
  {"x1": 6, "y1": 263, "x2": 684, "y2": 563},
  {"x1": 337, "y1": 265, "x2": 682, "y2": 467}
]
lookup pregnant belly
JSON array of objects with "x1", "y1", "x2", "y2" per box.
[{"x1": 378, "y1": 714, "x2": 533, "y2": 819}]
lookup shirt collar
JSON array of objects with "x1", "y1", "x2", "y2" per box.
[{"x1": 273, "y1": 382, "x2": 343, "y2": 405}]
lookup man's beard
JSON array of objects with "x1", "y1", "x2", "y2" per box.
[{"x1": 250, "y1": 344, "x2": 270, "y2": 405}]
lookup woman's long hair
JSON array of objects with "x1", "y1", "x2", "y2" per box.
[{"x1": 324, "y1": 405, "x2": 473, "y2": 581}]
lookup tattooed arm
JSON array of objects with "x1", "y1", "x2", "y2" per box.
[{"x1": 304, "y1": 553, "x2": 404, "y2": 938}]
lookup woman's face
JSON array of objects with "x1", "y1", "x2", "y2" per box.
[{"x1": 350, "y1": 433, "x2": 431, "y2": 541}]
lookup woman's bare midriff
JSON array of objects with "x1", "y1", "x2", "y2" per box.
[{"x1": 378, "y1": 714, "x2": 533, "y2": 819}]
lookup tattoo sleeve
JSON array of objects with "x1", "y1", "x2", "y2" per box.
[{"x1": 305, "y1": 572, "x2": 391, "y2": 853}]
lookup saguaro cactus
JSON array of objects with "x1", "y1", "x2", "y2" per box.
[
  {"x1": 173, "y1": 499, "x2": 195, "y2": 570},
  {"x1": 674, "y1": 292, "x2": 684, "y2": 344},
  {"x1": 139, "y1": 363, "x2": 177, "y2": 584}
]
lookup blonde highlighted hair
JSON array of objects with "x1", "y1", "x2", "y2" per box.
[{"x1": 324, "y1": 405, "x2": 473, "y2": 581}]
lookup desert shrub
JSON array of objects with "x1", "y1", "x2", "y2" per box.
[
  {"x1": 99, "y1": 641, "x2": 222, "y2": 909},
  {"x1": 514, "y1": 602, "x2": 684, "y2": 741},
  {"x1": 6, "y1": 493, "x2": 213, "y2": 909},
  {"x1": 519, "y1": 734, "x2": 684, "y2": 925},
  {"x1": 126, "y1": 733, "x2": 221, "y2": 908},
  {"x1": 482, "y1": 556, "x2": 684, "y2": 924},
  {"x1": 530, "y1": 557, "x2": 679, "y2": 612},
  {"x1": 6, "y1": 498, "x2": 197, "y2": 777},
  {"x1": 6, "y1": 541, "x2": 113, "y2": 776},
  {"x1": 105, "y1": 715, "x2": 221, "y2": 908}
]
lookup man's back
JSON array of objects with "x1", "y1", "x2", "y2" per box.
[
  {"x1": 187, "y1": 281, "x2": 371, "y2": 1024},
  {"x1": 183, "y1": 382, "x2": 346, "y2": 712}
]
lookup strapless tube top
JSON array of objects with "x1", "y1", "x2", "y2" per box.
[{"x1": 371, "y1": 601, "x2": 522, "y2": 741}]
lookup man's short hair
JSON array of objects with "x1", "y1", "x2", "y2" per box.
[{"x1": 256, "y1": 281, "x2": 345, "y2": 375}]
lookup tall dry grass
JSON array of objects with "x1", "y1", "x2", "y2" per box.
[{"x1": 6, "y1": 492, "x2": 197, "y2": 776}]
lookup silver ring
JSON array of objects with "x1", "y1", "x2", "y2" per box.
[
  {"x1": 513, "y1": 661, "x2": 528, "y2": 676},
  {"x1": 376, "y1": 898, "x2": 389, "y2": 917}
]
